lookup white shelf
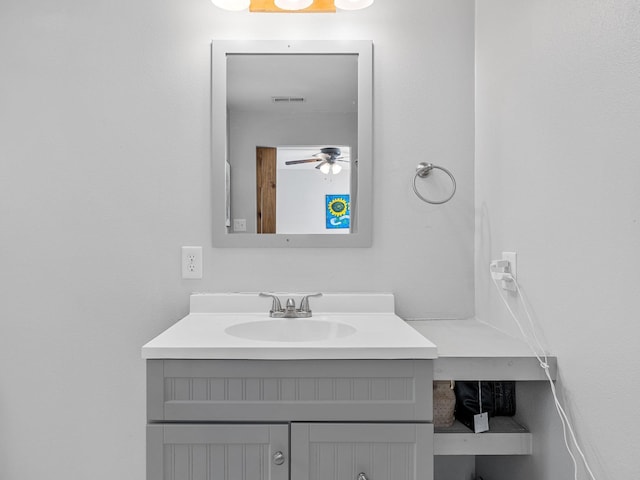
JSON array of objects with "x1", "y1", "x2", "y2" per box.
[
  {"x1": 434, "y1": 417, "x2": 532, "y2": 456},
  {"x1": 409, "y1": 319, "x2": 557, "y2": 381}
]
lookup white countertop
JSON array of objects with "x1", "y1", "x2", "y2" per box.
[
  {"x1": 141, "y1": 293, "x2": 555, "y2": 378},
  {"x1": 409, "y1": 319, "x2": 536, "y2": 358},
  {"x1": 142, "y1": 293, "x2": 438, "y2": 360},
  {"x1": 409, "y1": 319, "x2": 556, "y2": 380}
]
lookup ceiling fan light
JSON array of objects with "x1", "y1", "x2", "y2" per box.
[
  {"x1": 319, "y1": 162, "x2": 331, "y2": 174},
  {"x1": 211, "y1": 0, "x2": 250, "y2": 11},
  {"x1": 331, "y1": 163, "x2": 342, "y2": 174},
  {"x1": 334, "y1": 0, "x2": 374, "y2": 10},
  {"x1": 274, "y1": 0, "x2": 314, "y2": 10}
]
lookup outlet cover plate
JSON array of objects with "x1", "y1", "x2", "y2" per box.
[
  {"x1": 233, "y1": 219, "x2": 247, "y2": 232},
  {"x1": 182, "y1": 246, "x2": 203, "y2": 279}
]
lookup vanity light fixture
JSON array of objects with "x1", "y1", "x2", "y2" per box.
[
  {"x1": 274, "y1": 0, "x2": 313, "y2": 10},
  {"x1": 334, "y1": 0, "x2": 373, "y2": 10},
  {"x1": 211, "y1": 0, "x2": 373, "y2": 12}
]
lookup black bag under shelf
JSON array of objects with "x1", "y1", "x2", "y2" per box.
[{"x1": 454, "y1": 381, "x2": 516, "y2": 431}]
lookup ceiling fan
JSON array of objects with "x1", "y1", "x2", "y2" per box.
[{"x1": 284, "y1": 147, "x2": 349, "y2": 174}]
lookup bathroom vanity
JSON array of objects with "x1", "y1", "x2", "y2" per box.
[
  {"x1": 146, "y1": 359, "x2": 432, "y2": 480},
  {"x1": 142, "y1": 293, "x2": 556, "y2": 480},
  {"x1": 143, "y1": 293, "x2": 437, "y2": 480}
]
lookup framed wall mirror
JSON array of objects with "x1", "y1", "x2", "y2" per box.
[{"x1": 212, "y1": 40, "x2": 373, "y2": 247}]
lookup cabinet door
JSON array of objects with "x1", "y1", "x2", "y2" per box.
[
  {"x1": 291, "y1": 423, "x2": 433, "y2": 480},
  {"x1": 147, "y1": 424, "x2": 288, "y2": 480}
]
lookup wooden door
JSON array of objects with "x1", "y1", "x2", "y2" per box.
[
  {"x1": 291, "y1": 423, "x2": 433, "y2": 480},
  {"x1": 147, "y1": 424, "x2": 289, "y2": 480},
  {"x1": 256, "y1": 147, "x2": 277, "y2": 233}
]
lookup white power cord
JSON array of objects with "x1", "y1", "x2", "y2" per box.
[{"x1": 489, "y1": 261, "x2": 597, "y2": 480}]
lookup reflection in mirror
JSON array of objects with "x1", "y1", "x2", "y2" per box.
[
  {"x1": 228, "y1": 54, "x2": 356, "y2": 235},
  {"x1": 212, "y1": 41, "x2": 372, "y2": 247},
  {"x1": 259, "y1": 145, "x2": 352, "y2": 235}
]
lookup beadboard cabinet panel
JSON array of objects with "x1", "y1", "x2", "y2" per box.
[
  {"x1": 291, "y1": 423, "x2": 433, "y2": 480},
  {"x1": 147, "y1": 359, "x2": 432, "y2": 422},
  {"x1": 147, "y1": 424, "x2": 288, "y2": 480}
]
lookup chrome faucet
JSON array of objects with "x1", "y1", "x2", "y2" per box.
[{"x1": 259, "y1": 292, "x2": 322, "y2": 318}]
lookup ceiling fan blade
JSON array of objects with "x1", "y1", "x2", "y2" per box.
[
  {"x1": 315, "y1": 160, "x2": 328, "y2": 170},
  {"x1": 285, "y1": 158, "x2": 323, "y2": 165}
]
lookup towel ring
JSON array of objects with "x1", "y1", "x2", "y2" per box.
[{"x1": 413, "y1": 162, "x2": 457, "y2": 205}]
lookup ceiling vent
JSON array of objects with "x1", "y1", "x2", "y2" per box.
[{"x1": 272, "y1": 96, "x2": 306, "y2": 103}]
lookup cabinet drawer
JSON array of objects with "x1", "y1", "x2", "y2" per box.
[
  {"x1": 147, "y1": 424, "x2": 288, "y2": 480},
  {"x1": 291, "y1": 423, "x2": 433, "y2": 480},
  {"x1": 147, "y1": 359, "x2": 432, "y2": 422}
]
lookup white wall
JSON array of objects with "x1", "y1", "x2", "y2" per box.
[
  {"x1": 475, "y1": 1, "x2": 640, "y2": 478},
  {"x1": 0, "y1": 1, "x2": 475, "y2": 479}
]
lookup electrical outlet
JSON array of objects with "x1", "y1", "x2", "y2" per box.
[
  {"x1": 233, "y1": 218, "x2": 247, "y2": 232},
  {"x1": 182, "y1": 246, "x2": 202, "y2": 279}
]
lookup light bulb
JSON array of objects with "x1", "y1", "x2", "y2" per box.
[
  {"x1": 319, "y1": 162, "x2": 331, "y2": 174},
  {"x1": 275, "y1": 0, "x2": 313, "y2": 10},
  {"x1": 211, "y1": 0, "x2": 250, "y2": 11},
  {"x1": 334, "y1": 0, "x2": 374, "y2": 10},
  {"x1": 331, "y1": 163, "x2": 342, "y2": 174}
]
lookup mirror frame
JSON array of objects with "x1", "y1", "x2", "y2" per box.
[{"x1": 211, "y1": 40, "x2": 373, "y2": 248}]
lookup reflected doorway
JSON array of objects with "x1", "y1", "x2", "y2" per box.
[{"x1": 256, "y1": 147, "x2": 277, "y2": 234}]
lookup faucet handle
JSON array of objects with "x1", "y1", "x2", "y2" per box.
[
  {"x1": 259, "y1": 293, "x2": 283, "y2": 314},
  {"x1": 285, "y1": 298, "x2": 296, "y2": 311},
  {"x1": 298, "y1": 293, "x2": 323, "y2": 313}
]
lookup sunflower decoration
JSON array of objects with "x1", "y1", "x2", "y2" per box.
[
  {"x1": 326, "y1": 194, "x2": 350, "y2": 229},
  {"x1": 328, "y1": 197, "x2": 349, "y2": 217}
]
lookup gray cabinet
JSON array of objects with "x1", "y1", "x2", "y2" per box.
[
  {"x1": 292, "y1": 423, "x2": 433, "y2": 480},
  {"x1": 147, "y1": 360, "x2": 433, "y2": 480},
  {"x1": 147, "y1": 424, "x2": 288, "y2": 480}
]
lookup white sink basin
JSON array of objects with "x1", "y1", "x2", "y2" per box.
[{"x1": 224, "y1": 318, "x2": 357, "y2": 343}]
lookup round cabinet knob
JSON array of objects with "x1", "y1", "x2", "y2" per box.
[
  {"x1": 273, "y1": 451, "x2": 286, "y2": 466},
  {"x1": 358, "y1": 473, "x2": 369, "y2": 480}
]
